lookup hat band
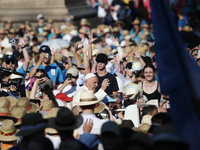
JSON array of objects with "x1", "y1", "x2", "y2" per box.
[
  {"x1": 80, "y1": 98, "x2": 98, "y2": 102},
  {"x1": 21, "y1": 122, "x2": 45, "y2": 131},
  {"x1": 126, "y1": 86, "x2": 140, "y2": 93},
  {"x1": 8, "y1": 101, "x2": 11, "y2": 109},
  {"x1": 26, "y1": 104, "x2": 32, "y2": 111},
  {"x1": 0, "y1": 113, "x2": 10, "y2": 116},
  {"x1": 18, "y1": 118, "x2": 22, "y2": 122},
  {"x1": 0, "y1": 128, "x2": 16, "y2": 136},
  {"x1": 41, "y1": 109, "x2": 51, "y2": 111}
]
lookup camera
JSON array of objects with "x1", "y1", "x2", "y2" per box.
[{"x1": 9, "y1": 39, "x2": 19, "y2": 45}]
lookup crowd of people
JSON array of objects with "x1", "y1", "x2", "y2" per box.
[{"x1": 0, "y1": 0, "x2": 198, "y2": 150}]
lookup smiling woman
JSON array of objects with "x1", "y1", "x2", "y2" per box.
[{"x1": 140, "y1": 64, "x2": 161, "y2": 103}]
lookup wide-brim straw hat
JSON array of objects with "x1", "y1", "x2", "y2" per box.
[
  {"x1": 0, "y1": 119, "x2": 19, "y2": 142},
  {"x1": 44, "y1": 108, "x2": 60, "y2": 134},
  {"x1": 130, "y1": 59, "x2": 143, "y2": 72},
  {"x1": 49, "y1": 107, "x2": 83, "y2": 131},
  {"x1": 41, "y1": 100, "x2": 55, "y2": 111},
  {"x1": 0, "y1": 97, "x2": 10, "y2": 109},
  {"x1": 114, "y1": 21, "x2": 125, "y2": 27},
  {"x1": 74, "y1": 91, "x2": 105, "y2": 113},
  {"x1": 6, "y1": 96, "x2": 17, "y2": 110},
  {"x1": 0, "y1": 108, "x2": 18, "y2": 123},
  {"x1": 132, "y1": 19, "x2": 140, "y2": 25},
  {"x1": 135, "y1": 45, "x2": 148, "y2": 56},
  {"x1": 10, "y1": 106, "x2": 27, "y2": 126},
  {"x1": 16, "y1": 97, "x2": 39, "y2": 113},
  {"x1": 123, "y1": 83, "x2": 143, "y2": 100},
  {"x1": 132, "y1": 123, "x2": 151, "y2": 133}
]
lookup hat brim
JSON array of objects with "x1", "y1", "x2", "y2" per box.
[
  {"x1": 49, "y1": 115, "x2": 83, "y2": 131},
  {"x1": 16, "y1": 123, "x2": 46, "y2": 137},
  {"x1": 27, "y1": 103, "x2": 39, "y2": 113},
  {"x1": 0, "y1": 115, "x2": 18, "y2": 123},
  {"x1": 0, "y1": 129, "x2": 20, "y2": 142},
  {"x1": 77, "y1": 102, "x2": 105, "y2": 114}
]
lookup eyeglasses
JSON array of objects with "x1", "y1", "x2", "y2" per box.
[{"x1": 6, "y1": 60, "x2": 15, "y2": 65}]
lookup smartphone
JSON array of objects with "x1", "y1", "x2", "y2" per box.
[
  {"x1": 30, "y1": 99, "x2": 41, "y2": 106},
  {"x1": 66, "y1": 73, "x2": 72, "y2": 79}
]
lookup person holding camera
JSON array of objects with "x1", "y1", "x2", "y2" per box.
[{"x1": 29, "y1": 45, "x2": 63, "y2": 86}]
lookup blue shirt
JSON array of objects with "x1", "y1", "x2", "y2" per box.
[{"x1": 30, "y1": 64, "x2": 64, "y2": 85}]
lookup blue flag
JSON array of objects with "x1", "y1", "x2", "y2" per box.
[{"x1": 150, "y1": 0, "x2": 200, "y2": 149}]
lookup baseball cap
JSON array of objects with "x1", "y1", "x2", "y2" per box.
[
  {"x1": 55, "y1": 93, "x2": 73, "y2": 102},
  {"x1": 96, "y1": 53, "x2": 108, "y2": 62},
  {"x1": 66, "y1": 68, "x2": 79, "y2": 77},
  {"x1": 5, "y1": 55, "x2": 17, "y2": 64},
  {"x1": 39, "y1": 45, "x2": 51, "y2": 54}
]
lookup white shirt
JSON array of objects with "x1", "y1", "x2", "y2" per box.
[
  {"x1": 73, "y1": 85, "x2": 107, "y2": 106},
  {"x1": 45, "y1": 135, "x2": 61, "y2": 150},
  {"x1": 57, "y1": 84, "x2": 78, "y2": 98},
  {"x1": 78, "y1": 113, "x2": 107, "y2": 135}
]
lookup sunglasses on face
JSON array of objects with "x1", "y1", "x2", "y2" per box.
[{"x1": 6, "y1": 60, "x2": 15, "y2": 65}]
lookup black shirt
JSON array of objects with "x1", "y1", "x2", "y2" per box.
[{"x1": 95, "y1": 72, "x2": 119, "y2": 95}]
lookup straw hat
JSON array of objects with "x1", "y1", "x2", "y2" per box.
[
  {"x1": 0, "y1": 119, "x2": 19, "y2": 142},
  {"x1": 142, "y1": 24, "x2": 149, "y2": 28},
  {"x1": 114, "y1": 21, "x2": 125, "y2": 27},
  {"x1": 130, "y1": 59, "x2": 143, "y2": 72},
  {"x1": 123, "y1": 83, "x2": 143, "y2": 100},
  {"x1": 54, "y1": 53, "x2": 63, "y2": 64},
  {"x1": 135, "y1": 45, "x2": 148, "y2": 56},
  {"x1": 141, "y1": 114, "x2": 152, "y2": 125},
  {"x1": 74, "y1": 91, "x2": 105, "y2": 113},
  {"x1": 132, "y1": 19, "x2": 140, "y2": 25},
  {"x1": 16, "y1": 97, "x2": 39, "y2": 113},
  {"x1": 0, "y1": 108, "x2": 17, "y2": 123},
  {"x1": 41, "y1": 100, "x2": 55, "y2": 111},
  {"x1": 182, "y1": 25, "x2": 193, "y2": 32},
  {"x1": 49, "y1": 107, "x2": 83, "y2": 131},
  {"x1": 79, "y1": 28, "x2": 87, "y2": 35},
  {"x1": 6, "y1": 96, "x2": 17, "y2": 109},
  {"x1": 132, "y1": 123, "x2": 151, "y2": 133},
  {"x1": 44, "y1": 108, "x2": 60, "y2": 134},
  {"x1": 124, "y1": 46, "x2": 132, "y2": 53},
  {"x1": 10, "y1": 106, "x2": 27, "y2": 126},
  {"x1": 0, "y1": 97, "x2": 10, "y2": 109}
]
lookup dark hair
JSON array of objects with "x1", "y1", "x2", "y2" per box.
[
  {"x1": 41, "y1": 85, "x2": 58, "y2": 107},
  {"x1": 142, "y1": 105, "x2": 157, "y2": 116},
  {"x1": 143, "y1": 64, "x2": 156, "y2": 73},
  {"x1": 149, "y1": 46, "x2": 155, "y2": 53},
  {"x1": 29, "y1": 136, "x2": 54, "y2": 150}
]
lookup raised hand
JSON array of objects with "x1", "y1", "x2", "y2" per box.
[
  {"x1": 110, "y1": 36, "x2": 119, "y2": 46},
  {"x1": 101, "y1": 78, "x2": 110, "y2": 91},
  {"x1": 51, "y1": 48, "x2": 55, "y2": 56},
  {"x1": 61, "y1": 48, "x2": 69, "y2": 58},
  {"x1": 82, "y1": 43, "x2": 90, "y2": 54},
  {"x1": 88, "y1": 31, "x2": 97, "y2": 44},
  {"x1": 38, "y1": 52, "x2": 45, "y2": 62}
]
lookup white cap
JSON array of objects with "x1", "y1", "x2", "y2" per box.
[
  {"x1": 10, "y1": 74, "x2": 23, "y2": 79},
  {"x1": 37, "y1": 14, "x2": 44, "y2": 20},
  {"x1": 84, "y1": 73, "x2": 96, "y2": 80}
]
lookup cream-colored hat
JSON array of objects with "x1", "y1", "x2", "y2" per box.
[
  {"x1": 135, "y1": 45, "x2": 148, "y2": 56},
  {"x1": 123, "y1": 83, "x2": 143, "y2": 100},
  {"x1": 141, "y1": 114, "x2": 152, "y2": 125},
  {"x1": 6, "y1": 96, "x2": 17, "y2": 110},
  {"x1": 0, "y1": 97, "x2": 10, "y2": 109},
  {"x1": 74, "y1": 91, "x2": 105, "y2": 113},
  {"x1": 0, "y1": 119, "x2": 19, "y2": 142},
  {"x1": 130, "y1": 59, "x2": 143, "y2": 72},
  {"x1": 44, "y1": 108, "x2": 60, "y2": 134}
]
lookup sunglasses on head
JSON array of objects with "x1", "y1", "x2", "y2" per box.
[{"x1": 6, "y1": 60, "x2": 15, "y2": 65}]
